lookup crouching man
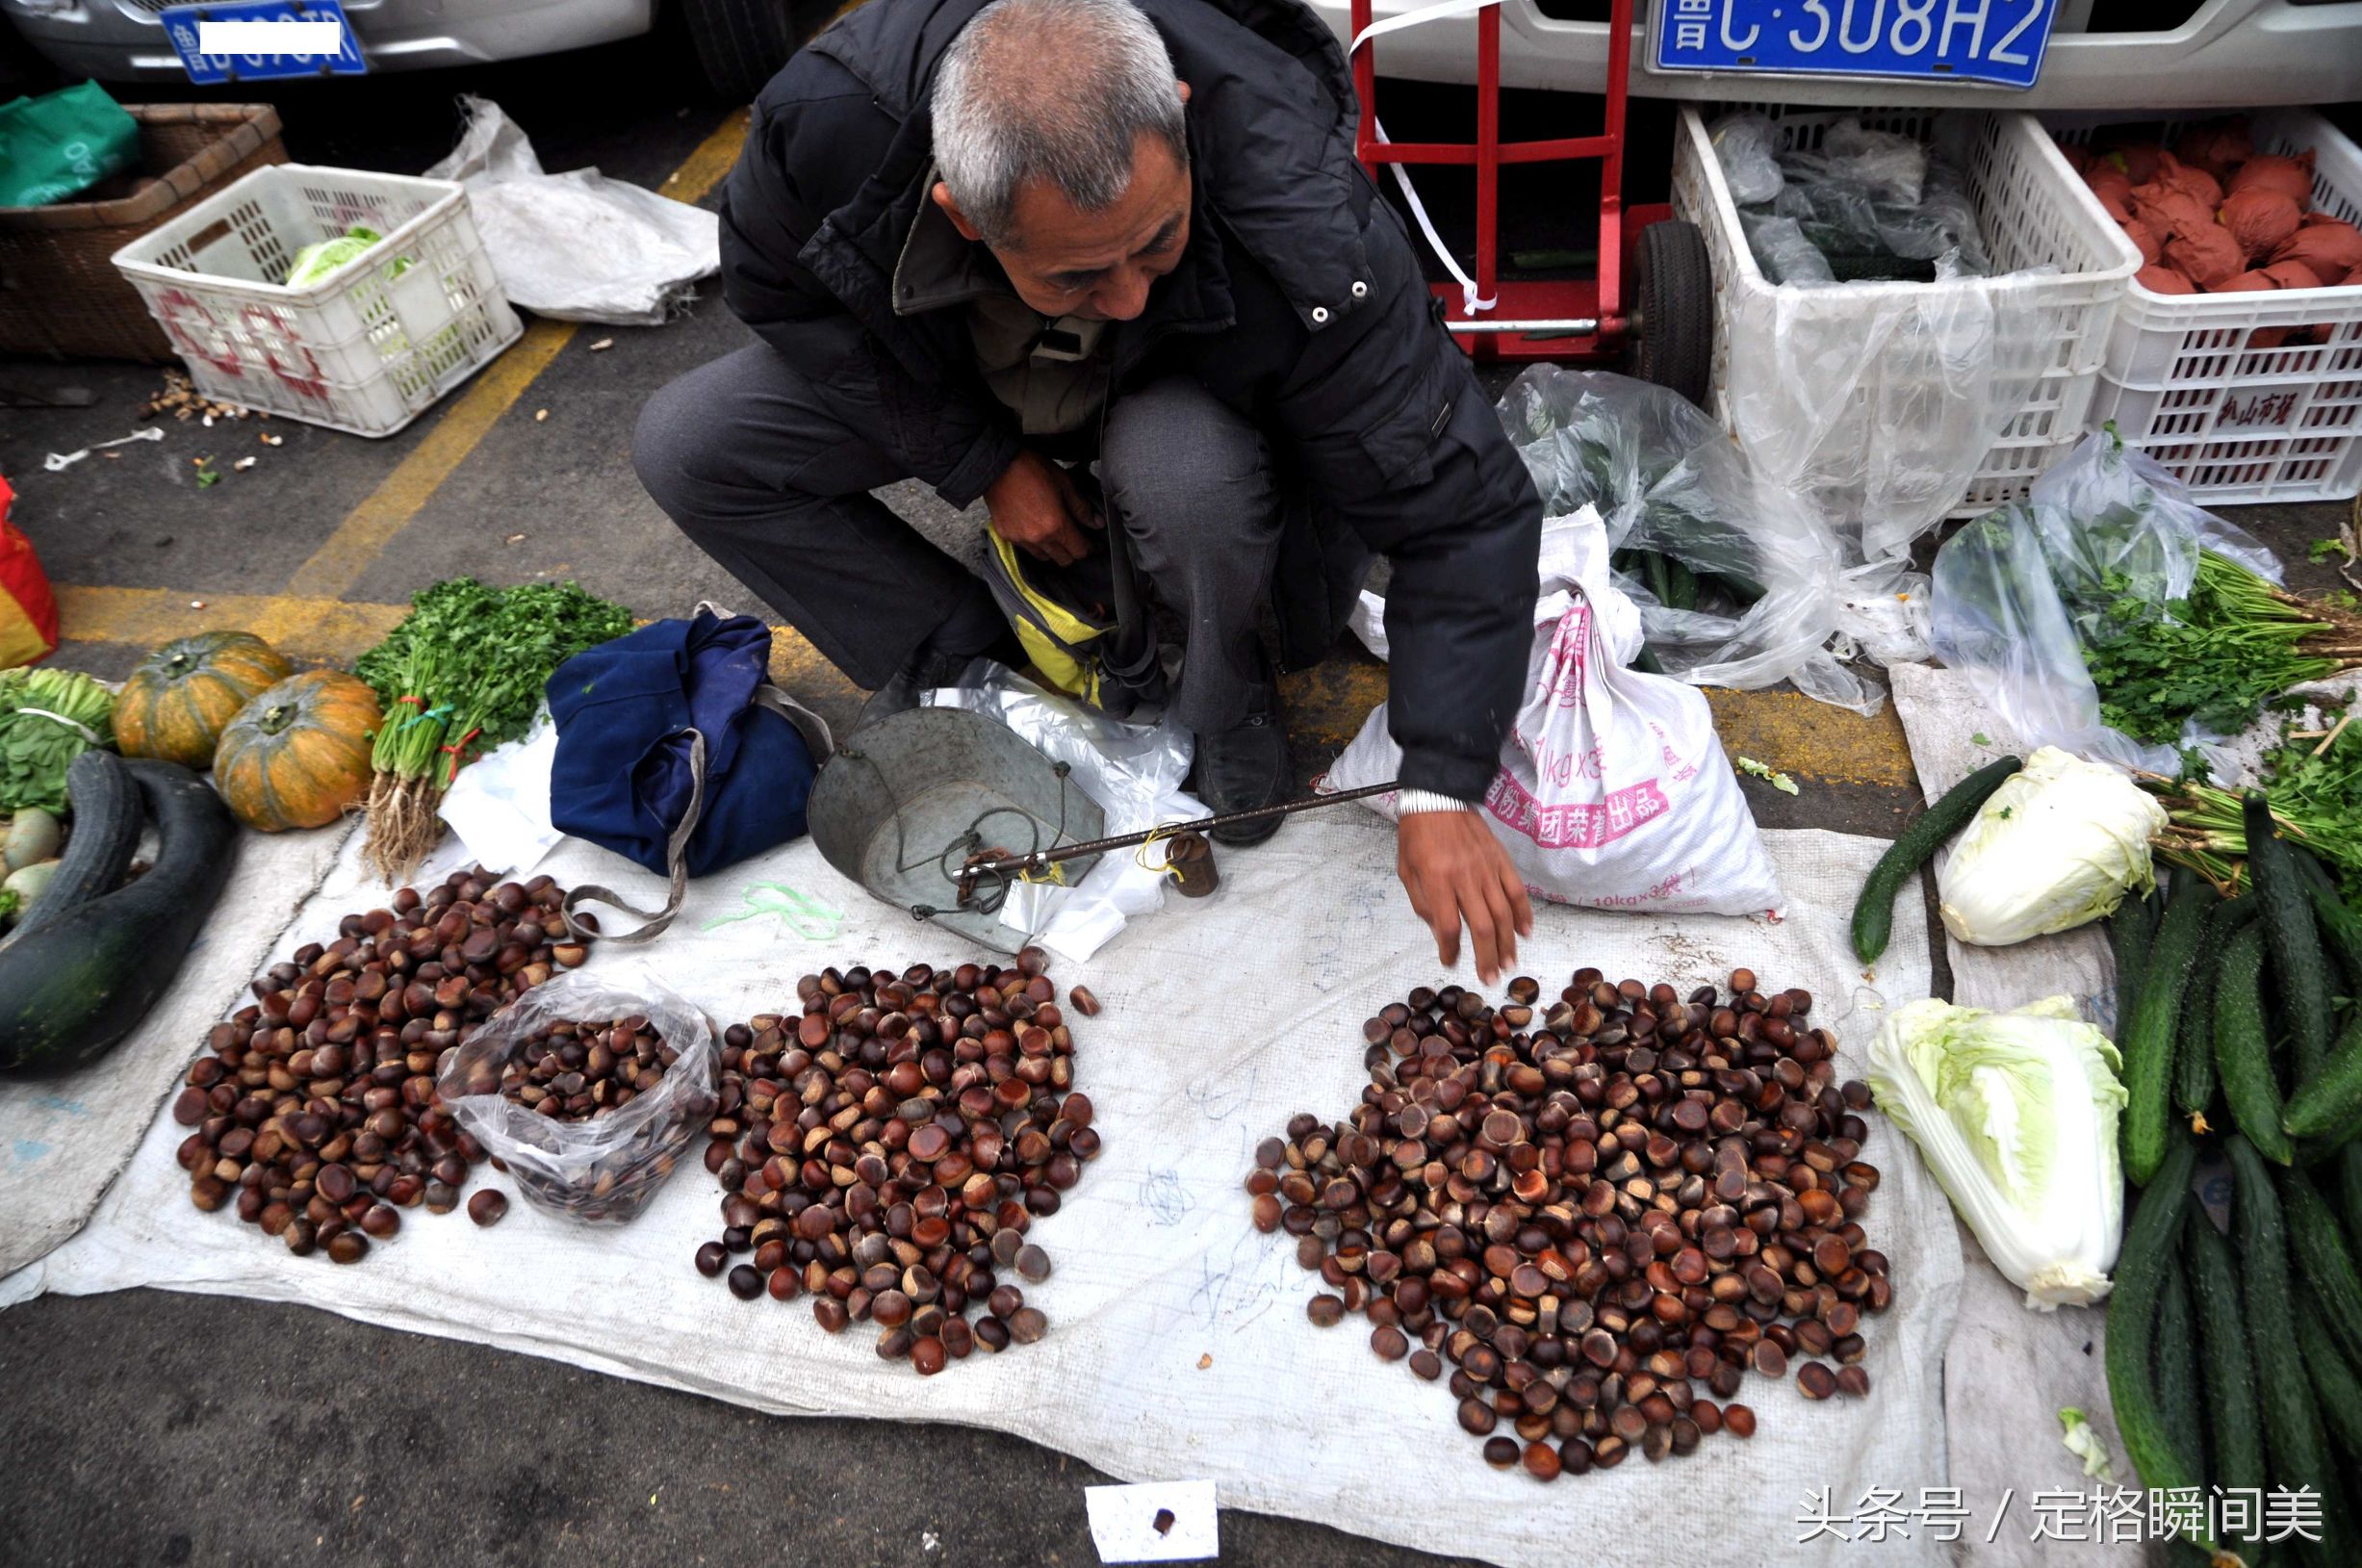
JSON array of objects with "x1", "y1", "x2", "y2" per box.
[{"x1": 635, "y1": 0, "x2": 1542, "y2": 977}]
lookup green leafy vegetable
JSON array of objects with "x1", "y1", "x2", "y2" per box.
[
  {"x1": 1733, "y1": 756, "x2": 1799, "y2": 795},
  {"x1": 2310, "y1": 536, "x2": 2353, "y2": 565},
  {"x1": 0, "y1": 668, "x2": 117, "y2": 816},
  {"x1": 354, "y1": 577, "x2": 632, "y2": 880},
  {"x1": 2083, "y1": 553, "x2": 2362, "y2": 746},
  {"x1": 2151, "y1": 702, "x2": 2362, "y2": 899},
  {"x1": 1866, "y1": 995, "x2": 2125, "y2": 1308},
  {"x1": 2059, "y1": 1407, "x2": 2117, "y2": 1480},
  {"x1": 1972, "y1": 732, "x2": 1991, "y2": 746}
]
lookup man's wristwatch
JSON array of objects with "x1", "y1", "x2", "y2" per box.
[{"x1": 1397, "y1": 789, "x2": 1477, "y2": 816}]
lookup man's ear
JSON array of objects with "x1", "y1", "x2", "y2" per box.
[
  {"x1": 1177, "y1": 79, "x2": 1191, "y2": 104},
  {"x1": 932, "y1": 181, "x2": 987, "y2": 244}
]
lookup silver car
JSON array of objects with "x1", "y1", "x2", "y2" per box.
[
  {"x1": 0, "y1": 0, "x2": 816, "y2": 97},
  {"x1": 1316, "y1": 0, "x2": 2362, "y2": 111}
]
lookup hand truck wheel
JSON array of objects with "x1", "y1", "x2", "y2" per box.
[{"x1": 1627, "y1": 219, "x2": 1714, "y2": 410}]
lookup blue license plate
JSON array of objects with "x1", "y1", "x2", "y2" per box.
[
  {"x1": 159, "y1": 1, "x2": 367, "y2": 85},
  {"x1": 1649, "y1": 0, "x2": 2056, "y2": 92}
]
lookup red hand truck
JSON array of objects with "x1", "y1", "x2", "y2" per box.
[{"x1": 1346, "y1": 0, "x2": 1712, "y2": 403}]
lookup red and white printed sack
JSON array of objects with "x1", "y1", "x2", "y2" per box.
[{"x1": 1324, "y1": 507, "x2": 1784, "y2": 917}]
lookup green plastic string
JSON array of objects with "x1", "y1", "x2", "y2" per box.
[{"x1": 702, "y1": 883, "x2": 845, "y2": 941}]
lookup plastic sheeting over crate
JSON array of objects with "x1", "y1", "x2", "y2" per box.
[
  {"x1": 1675, "y1": 107, "x2": 2142, "y2": 558},
  {"x1": 4, "y1": 812, "x2": 1954, "y2": 1568}
]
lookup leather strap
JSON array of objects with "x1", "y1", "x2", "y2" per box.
[
  {"x1": 554, "y1": 677, "x2": 832, "y2": 946},
  {"x1": 561, "y1": 727, "x2": 705, "y2": 945}
]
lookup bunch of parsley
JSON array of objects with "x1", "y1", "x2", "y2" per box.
[
  {"x1": 2084, "y1": 552, "x2": 2362, "y2": 746},
  {"x1": 2150, "y1": 700, "x2": 2362, "y2": 898}
]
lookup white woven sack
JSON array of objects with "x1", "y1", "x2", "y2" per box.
[{"x1": 1327, "y1": 507, "x2": 1784, "y2": 916}]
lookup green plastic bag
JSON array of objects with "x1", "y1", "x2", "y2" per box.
[{"x1": 0, "y1": 81, "x2": 139, "y2": 208}]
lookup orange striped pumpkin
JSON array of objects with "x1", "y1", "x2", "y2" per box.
[
  {"x1": 114, "y1": 630, "x2": 293, "y2": 769},
  {"x1": 213, "y1": 670, "x2": 381, "y2": 832}
]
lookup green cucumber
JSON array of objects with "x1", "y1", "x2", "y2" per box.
[
  {"x1": 2295, "y1": 1284, "x2": 2362, "y2": 1462},
  {"x1": 2151, "y1": 1265, "x2": 2207, "y2": 1487},
  {"x1": 2342, "y1": 1145, "x2": 2362, "y2": 1240},
  {"x1": 2111, "y1": 886, "x2": 2159, "y2": 1046},
  {"x1": 2106, "y1": 1134, "x2": 2206, "y2": 1532},
  {"x1": 1851, "y1": 755, "x2": 2022, "y2": 964},
  {"x1": 2127, "y1": 875, "x2": 2212, "y2": 1183},
  {"x1": 2225, "y1": 1135, "x2": 2340, "y2": 1563},
  {"x1": 2281, "y1": 1166, "x2": 2362, "y2": 1369},
  {"x1": 2247, "y1": 790, "x2": 2335, "y2": 1081},
  {"x1": 2174, "y1": 895, "x2": 2236, "y2": 1119},
  {"x1": 2284, "y1": 1012, "x2": 2362, "y2": 1143},
  {"x1": 2186, "y1": 1212, "x2": 2267, "y2": 1495},
  {"x1": 2217, "y1": 925, "x2": 2296, "y2": 1165},
  {"x1": 2293, "y1": 850, "x2": 2362, "y2": 996}
]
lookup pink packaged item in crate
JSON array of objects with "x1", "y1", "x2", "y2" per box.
[{"x1": 1323, "y1": 508, "x2": 1784, "y2": 917}]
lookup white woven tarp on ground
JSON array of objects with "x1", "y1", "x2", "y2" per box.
[
  {"x1": 2, "y1": 812, "x2": 1952, "y2": 1568},
  {"x1": 1889, "y1": 662, "x2": 2130, "y2": 1568}
]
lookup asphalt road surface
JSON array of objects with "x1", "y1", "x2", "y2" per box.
[{"x1": 2, "y1": 23, "x2": 2356, "y2": 1568}]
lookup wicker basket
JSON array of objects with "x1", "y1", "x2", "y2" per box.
[{"x1": 0, "y1": 104, "x2": 287, "y2": 363}]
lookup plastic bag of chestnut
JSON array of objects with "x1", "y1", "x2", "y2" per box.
[{"x1": 434, "y1": 968, "x2": 719, "y2": 1223}]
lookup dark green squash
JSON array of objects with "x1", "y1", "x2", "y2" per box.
[
  {"x1": 13, "y1": 749, "x2": 143, "y2": 938},
  {"x1": 0, "y1": 758, "x2": 237, "y2": 1072}
]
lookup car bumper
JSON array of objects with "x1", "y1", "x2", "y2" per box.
[
  {"x1": 1313, "y1": 0, "x2": 2362, "y2": 112},
  {"x1": 1, "y1": 0, "x2": 655, "y2": 80}
]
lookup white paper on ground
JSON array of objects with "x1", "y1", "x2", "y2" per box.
[
  {"x1": 436, "y1": 719, "x2": 563, "y2": 875},
  {"x1": 1085, "y1": 1480, "x2": 1219, "y2": 1562},
  {"x1": 3, "y1": 814, "x2": 1952, "y2": 1568},
  {"x1": 0, "y1": 820, "x2": 354, "y2": 1279},
  {"x1": 1888, "y1": 661, "x2": 2131, "y2": 1568}
]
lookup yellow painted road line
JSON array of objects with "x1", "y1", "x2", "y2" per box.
[
  {"x1": 1704, "y1": 687, "x2": 1913, "y2": 788},
  {"x1": 58, "y1": 581, "x2": 1920, "y2": 786},
  {"x1": 57, "y1": 586, "x2": 406, "y2": 664},
  {"x1": 58, "y1": 587, "x2": 842, "y2": 694},
  {"x1": 281, "y1": 108, "x2": 755, "y2": 604},
  {"x1": 661, "y1": 105, "x2": 753, "y2": 205},
  {"x1": 282, "y1": 317, "x2": 578, "y2": 602}
]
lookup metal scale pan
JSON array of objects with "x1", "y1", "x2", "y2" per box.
[{"x1": 806, "y1": 706, "x2": 1104, "y2": 954}]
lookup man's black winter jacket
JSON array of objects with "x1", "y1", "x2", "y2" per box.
[{"x1": 719, "y1": 0, "x2": 1540, "y2": 799}]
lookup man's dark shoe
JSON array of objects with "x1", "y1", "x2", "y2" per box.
[
  {"x1": 855, "y1": 631, "x2": 1022, "y2": 731},
  {"x1": 1197, "y1": 700, "x2": 1291, "y2": 846}
]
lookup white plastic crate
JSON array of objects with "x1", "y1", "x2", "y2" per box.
[
  {"x1": 2047, "y1": 109, "x2": 2362, "y2": 505},
  {"x1": 1673, "y1": 105, "x2": 2141, "y2": 522},
  {"x1": 110, "y1": 163, "x2": 521, "y2": 438}
]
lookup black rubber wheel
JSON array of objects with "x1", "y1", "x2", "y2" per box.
[
  {"x1": 680, "y1": 0, "x2": 828, "y2": 102},
  {"x1": 1627, "y1": 218, "x2": 1713, "y2": 410}
]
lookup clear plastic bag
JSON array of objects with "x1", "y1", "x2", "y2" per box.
[
  {"x1": 435, "y1": 966, "x2": 717, "y2": 1224},
  {"x1": 1707, "y1": 111, "x2": 1784, "y2": 207},
  {"x1": 1729, "y1": 269, "x2": 2062, "y2": 563},
  {"x1": 1497, "y1": 366, "x2": 1886, "y2": 714},
  {"x1": 1928, "y1": 429, "x2": 2284, "y2": 773},
  {"x1": 1810, "y1": 116, "x2": 1929, "y2": 205},
  {"x1": 1738, "y1": 212, "x2": 1835, "y2": 285},
  {"x1": 924, "y1": 660, "x2": 1203, "y2": 961}
]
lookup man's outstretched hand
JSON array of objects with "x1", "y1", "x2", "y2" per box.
[
  {"x1": 1398, "y1": 810, "x2": 1532, "y2": 986},
  {"x1": 985, "y1": 450, "x2": 1100, "y2": 567}
]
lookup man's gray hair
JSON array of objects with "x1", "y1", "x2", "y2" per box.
[{"x1": 932, "y1": 0, "x2": 1188, "y2": 248}]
